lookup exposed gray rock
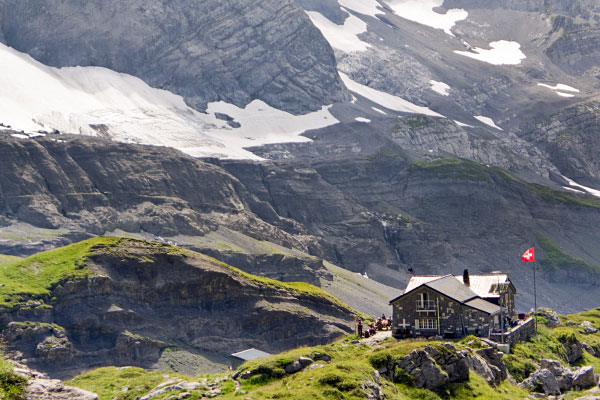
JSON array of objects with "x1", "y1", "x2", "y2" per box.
[
  {"x1": 398, "y1": 349, "x2": 449, "y2": 390},
  {"x1": 573, "y1": 366, "x2": 598, "y2": 389},
  {"x1": 519, "y1": 369, "x2": 561, "y2": 395},
  {"x1": 541, "y1": 359, "x2": 574, "y2": 392},
  {"x1": 537, "y1": 308, "x2": 561, "y2": 328},
  {"x1": 1, "y1": 240, "x2": 354, "y2": 379},
  {"x1": 25, "y1": 379, "x2": 98, "y2": 400},
  {"x1": 563, "y1": 341, "x2": 585, "y2": 363},
  {"x1": 0, "y1": 0, "x2": 348, "y2": 114},
  {"x1": 284, "y1": 361, "x2": 303, "y2": 374},
  {"x1": 424, "y1": 344, "x2": 470, "y2": 383},
  {"x1": 361, "y1": 379, "x2": 386, "y2": 400},
  {"x1": 464, "y1": 352, "x2": 498, "y2": 385},
  {"x1": 298, "y1": 357, "x2": 314, "y2": 367},
  {"x1": 582, "y1": 321, "x2": 598, "y2": 334},
  {"x1": 475, "y1": 348, "x2": 508, "y2": 382}
]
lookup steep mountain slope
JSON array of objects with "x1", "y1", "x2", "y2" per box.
[
  {"x1": 1, "y1": 133, "x2": 599, "y2": 313},
  {"x1": 0, "y1": 237, "x2": 356, "y2": 378},
  {"x1": 0, "y1": 0, "x2": 348, "y2": 114}
]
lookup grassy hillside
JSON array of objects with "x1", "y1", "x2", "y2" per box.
[{"x1": 67, "y1": 308, "x2": 600, "y2": 400}]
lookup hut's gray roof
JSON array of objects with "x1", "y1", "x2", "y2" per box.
[
  {"x1": 403, "y1": 274, "x2": 513, "y2": 299},
  {"x1": 231, "y1": 348, "x2": 272, "y2": 361},
  {"x1": 390, "y1": 275, "x2": 501, "y2": 316},
  {"x1": 425, "y1": 275, "x2": 479, "y2": 303},
  {"x1": 464, "y1": 298, "x2": 501, "y2": 315}
]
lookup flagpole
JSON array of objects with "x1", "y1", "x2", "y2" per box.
[{"x1": 533, "y1": 247, "x2": 538, "y2": 337}]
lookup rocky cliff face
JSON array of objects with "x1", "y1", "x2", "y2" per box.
[
  {"x1": 0, "y1": 0, "x2": 348, "y2": 114},
  {"x1": 2, "y1": 133, "x2": 600, "y2": 313},
  {"x1": 0, "y1": 238, "x2": 354, "y2": 379}
]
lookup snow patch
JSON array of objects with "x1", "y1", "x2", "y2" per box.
[
  {"x1": 306, "y1": 11, "x2": 371, "y2": 53},
  {"x1": 385, "y1": 0, "x2": 468, "y2": 36},
  {"x1": 340, "y1": 72, "x2": 444, "y2": 117},
  {"x1": 430, "y1": 80, "x2": 450, "y2": 96},
  {"x1": 372, "y1": 107, "x2": 387, "y2": 115},
  {"x1": 563, "y1": 187, "x2": 586, "y2": 195},
  {"x1": 537, "y1": 83, "x2": 579, "y2": 93},
  {"x1": 0, "y1": 42, "x2": 338, "y2": 160},
  {"x1": 455, "y1": 41, "x2": 526, "y2": 65},
  {"x1": 355, "y1": 117, "x2": 371, "y2": 123},
  {"x1": 538, "y1": 83, "x2": 579, "y2": 98},
  {"x1": 474, "y1": 116, "x2": 503, "y2": 130},
  {"x1": 454, "y1": 120, "x2": 472, "y2": 128},
  {"x1": 562, "y1": 176, "x2": 600, "y2": 198},
  {"x1": 338, "y1": 0, "x2": 383, "y2": 18}
]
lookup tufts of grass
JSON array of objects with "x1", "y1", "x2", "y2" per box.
[{"x1": 68, "y1": 366, "x2": 173, "y2": 400}]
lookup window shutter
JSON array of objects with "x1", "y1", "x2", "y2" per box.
[{"x1": 415, "y1": 319, "x2": 419, "y2": 329}]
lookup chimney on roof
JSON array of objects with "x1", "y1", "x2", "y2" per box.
[{"x1": 463, "y1": 269, "x2": 470, "y2": 287}]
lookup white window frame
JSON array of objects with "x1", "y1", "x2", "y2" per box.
[{"x1": 418, "y1": 318, "x2": 437, "y2": 330}]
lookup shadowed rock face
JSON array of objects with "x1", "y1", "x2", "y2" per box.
[
  {"x1": 0, "y1": 0, "x2": 349, "y2": 114},
  {"x1": 0, "y1": 239, "x2": 354, "y2": 379}
]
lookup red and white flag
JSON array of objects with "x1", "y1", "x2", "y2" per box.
[{"x1": 522, "y1": 247, "x2": 535, "y2": 262}]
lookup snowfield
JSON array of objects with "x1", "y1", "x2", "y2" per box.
[
  {"x1": 306, "y1": 11, "x2": 371, "y2": 53},
  {"x1": 455, "y1": 41, "x2": 526, "y2": 65},
  {"x1": 0, "y1": 42, "x2": 338, "y2": 160},
  {"x1": 338, "y1": 0, "x2": 383, "y2": 18},
  {"x1": 340, "y1": 72, "x2": 444, "y2": 117},
  {"x1": 385, "y1": 0, "x2": 468, "y2": 36}
]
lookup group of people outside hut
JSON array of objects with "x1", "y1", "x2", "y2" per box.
[{"x1": 357, "y1": 314, "x2": 392, "y2": 338}]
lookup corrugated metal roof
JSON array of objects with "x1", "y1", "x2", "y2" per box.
[
  {"x1": 231, "y1": 348, "x2": 272, "y2": 361},
  {"x1": 426, "y1": 275, "x2": 479, "y2": 303},
  {"x1": 465, "y1": 298, "x2": 501, "y2": 315},
  {"x1": 404, "y1": 274, "x2": 510, "y2": 298},
  {"x1": 456, "y1": 274, "x2": 510, "y2": 298}
]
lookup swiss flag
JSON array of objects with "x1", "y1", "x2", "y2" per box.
[{"x1": 522, "y1": 247, "x2": 535, "y2": 262}]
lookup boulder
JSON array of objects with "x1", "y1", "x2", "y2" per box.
[
  {"x1": 537, "y1": 308, "x2": 560, "y2": 327},
  {"x1": 540, "y1": 359, "x2": 569, "y2": 377},
  {"x1": 572, "y1": 366, "x2": 597, "y2": 389},
  {"x1": 540, "y1": 359, "x2": 573, "y2": 391},
  {"x1": 581, "y1": 321, "x2": 598, "y2": 334},
  {"x1": 563, "y1": 341, "x2": 584, "y2": 363},
  {"x1": 313, "y1": 352, "x2": 331, "y2": 362},
  {"x1": 298, "y1": 357, "x2": 314, "y2": 367},
  {"x1": 398, "y1": 349, "x2": 449, "y2": 390},
  {"x1": 464, "y1": 352, "x2": 498, "y2": 385},
  {"x1": 583, "y1": 342, "x2": 600, "y2": 357},
  {"x1": 284, "y1": 361, "x2": 303, "y2": 374},
  {"x1": 519, "y1": 369, "x2": 561, "y2": 395},
  {"x1": 423, "y1": 345, "x2": 469, "y2": 383},
  {"x1": 475, "y1": 347, "x2": 507, "y2": 382}
]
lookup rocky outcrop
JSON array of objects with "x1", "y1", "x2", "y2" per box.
[
  {"x1": 8, "y1": 361, "x2": 98, "y2": 400},
  {"x1": 537, "y1": 308, "x2": 561, "y2": 328},
  {"x1": 519, "y1": 368, "x2": 561, "y2": 395},
  {"x1": 520, "y1": 360, "x2": 598, "y2": 394},
  {"x1": 0, "y1": 239, "x2": 355, "y2": 378},
  {"x1": 374, "y1": 344, "x2": 507, "y2": 391},
  {"x1": 0, "y1": 0, "x2": 348, "y2": 114},
  {"x1": 518, "y1": 101, "x2": 600, "y2": 186}
]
